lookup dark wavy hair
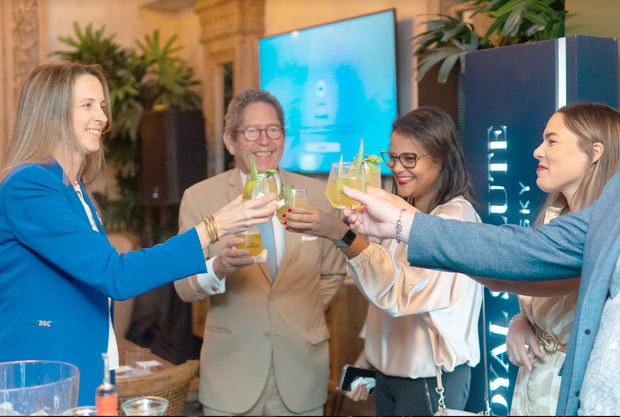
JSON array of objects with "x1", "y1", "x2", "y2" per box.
[{"x1": 391, "y1": 106, "x2": 475, "y2": 211}]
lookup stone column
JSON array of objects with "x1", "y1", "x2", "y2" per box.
[
  {"x1": 0, "y1": 0, "x2": 47, "y2": 164},
  {"x1": 194, "y1": 0, "x2": 265, "y2": 176}
]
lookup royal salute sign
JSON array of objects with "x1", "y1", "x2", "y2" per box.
[{"x1": 462, "y1": 35, "x2": 618, "y2": 414}]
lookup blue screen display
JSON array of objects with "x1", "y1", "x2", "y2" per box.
[{"x1": 259, "y1": 10, "x2": 397, "y2": 173}]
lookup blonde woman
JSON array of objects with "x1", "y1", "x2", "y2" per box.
[
  {"x1": 0, "y1": 63, "x2": 277, "y2": 405},
  {"x1": 506, "y1": 103, "x2": 620, "y2": 415}
]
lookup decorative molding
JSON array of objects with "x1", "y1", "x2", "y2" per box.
[
  {"x1": 12, "y1": 0, "x2": 41, "y2": 101},
  {"x1": 194, "y1": 0, "x2": 264, "y2": 176},
  {"x1": 0, "y1": 0, "x2": 46, "y2": 162}
]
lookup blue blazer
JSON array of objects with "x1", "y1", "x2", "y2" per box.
[
  {"x1": 0, "y1": 161, "x2": 206, "y2": 405},
  {"x1": 406, "y1": 170, "x2": 620, "y2": 416}
]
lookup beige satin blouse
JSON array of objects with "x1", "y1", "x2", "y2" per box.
[{"x1": 347, "y1": 196, "x2": 483, "y2": 378}]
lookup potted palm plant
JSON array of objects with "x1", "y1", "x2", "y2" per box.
[
  {"x1": 414, "y1": 0, "x2": 566, "y2": 130},
  {"x1": 414, "y1": 0, "x2": 567, "y2": 83}
]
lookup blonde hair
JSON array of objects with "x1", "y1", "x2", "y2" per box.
[
  {"x1": 1, "y1": 62, "x2": 111, "y2": 184},
  {"x1": 537, "y1": 102, "x2": 620, "y2": 222}
]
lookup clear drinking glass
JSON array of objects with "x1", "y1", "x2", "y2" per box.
[
  {"x1": 121, "y1": 396, "x2": 169, "y2": 416},
  {"x1": 61, "y1": 406, "x2": 98, "y2": 416},
  {"x1": 234, "y1": 229, "x2": 265, "y2": 256},
  {"x1": 242, "y1": 173, "x2": 278, "y2": 201},
  {"x1": 277, "y1": 187, "x2": 308, "y2": 224},
  {"x1": 236, "y1": 173, "x2": 278, "y2": 255},
  {"x1": 325, "y1": 162, "x2": 365, "y2": 209},
  {"x1": 363, "y1": 162, "x2": 382, "y2": 189},
  {"x1": 0, "y1": 360, "x2": 79, "y2": 416}
]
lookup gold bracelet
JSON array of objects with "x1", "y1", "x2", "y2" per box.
[
  {"x1": 208, "y1": 213, "x2": 219, "y2": 242},
  {"x1": 202, "y1": 216, "x2": 215, "y2": 244},
  {"x1": 206, "y1": 213, "x2": 219, "y2": 243}
]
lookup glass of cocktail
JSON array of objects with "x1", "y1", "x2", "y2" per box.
[
  {"x1": 325, "y1": 161, "x2": 365, "y2": 209},
  {"x1": 277, "y1": 187, "x2": 308, "y2": 224},
  {"x1": 236, "y1": 172, "x2": 277, "y2": 257}
]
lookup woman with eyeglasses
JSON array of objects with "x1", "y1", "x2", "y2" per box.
[{"x1": 285, "y1": 106, "x2": 483, "y2": 415}]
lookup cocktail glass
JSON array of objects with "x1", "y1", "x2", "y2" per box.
[
  {"x1": 61, "y1": 406, "x2": 98, "y2": 416},
  {"x1": 277, "y1": 187, "x2": 308, "y2": 224},
  {"x1": 237, "y1": 173, "x2": 278, "y2": 255},
  {"x1": 121, "y1": 396, "x2": 168, "y2": 416},
  {"x1": 325, "y1": 162, "x2": 365, "y2": 209}
]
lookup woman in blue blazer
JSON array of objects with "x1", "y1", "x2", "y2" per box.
[{"x1": 0, "y1": 62, "x2": 277, "y2": 406}]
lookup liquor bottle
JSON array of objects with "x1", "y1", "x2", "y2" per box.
[{"x1": 95, "y1": 353, "x2": 118, "y2": 416}]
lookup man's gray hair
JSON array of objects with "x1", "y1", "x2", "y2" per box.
[{"x1": 224, "y1": 88, "x2": 285, "y2": 138}]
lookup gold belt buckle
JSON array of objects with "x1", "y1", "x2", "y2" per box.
[{"x1": 533, "y1": 324, "x2": 567, "y2": 354}]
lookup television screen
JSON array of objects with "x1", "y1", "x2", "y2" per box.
[{"x1": 259, "y1": 9, "x2": 398, "y2": 173}]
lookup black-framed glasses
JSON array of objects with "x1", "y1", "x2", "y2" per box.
[
  {"x1": 236, "y1": 125, "x2": 284, "y2": 142},
  {"x1": 381, "y1": 151, "x2": 428, "y2": 168}
]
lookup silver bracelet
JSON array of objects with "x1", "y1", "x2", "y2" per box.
[{"x1": 395, "y1": 207, "x2": 407, "y2": 244}]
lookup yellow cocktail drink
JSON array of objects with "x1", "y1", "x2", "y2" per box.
[
  {"x1": 235, "y1": 229, "x2": 265, "y2": 256},
  {"x1": 277, "y1": 187, "x2": 308, "y2": 224},
  {"x1": 364, "y1": 163, "x2": 382, "y2": 188},
  {"x1": 325, "y1": 162, "x2": 365, "y2": 209}
]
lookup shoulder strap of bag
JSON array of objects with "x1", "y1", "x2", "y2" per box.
[{"x1": 435, "y1": 290, "x2": 491, "y2": 415}]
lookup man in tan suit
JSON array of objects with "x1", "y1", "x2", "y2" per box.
[{"x1": 174, "y1": 89, "x2": 346, "y2": 415}]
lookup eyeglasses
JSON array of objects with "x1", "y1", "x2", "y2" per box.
[
  {"x1": 236, "y1": 125, "x2": 284, "y2": 142},
  {"x1": 381, "y1": 151, "x2": 429, "y2": 168}
]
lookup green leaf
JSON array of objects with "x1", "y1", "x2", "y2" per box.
[
  {"x1": 247, "y1": 151, "x2": 258, "y2": 180},
  {"x1": 416, "y1": 47, "x2": 459, "y2": 81},
  {"x1": 522, "y1": 10, "x2": 547, "y2": 26},
  {"x1": 502, "y1": 5, "x2": 525, "y2": 38},
  {"x1": 525, "y1": 23, "x2": 543, "y2": 37},
  {"x1": 363, "y1": 155, "x2": 383, "y2": 173},
  {"x1": 437, "y1": 53, "x2": 461, "y2": 84},
  {"x1": 354, "y1": 137, "x2": 364, "y2": 167},
  {"x1": 440, "y1": 21, "x2": 466, "y2": 42},
  {"x1": 494, "y1": 0, "x2": 528, "y2": 18}
]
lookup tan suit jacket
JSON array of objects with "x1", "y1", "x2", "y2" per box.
[{"x1": 174, "y1": 168, "x2": 346, "y2": 413}]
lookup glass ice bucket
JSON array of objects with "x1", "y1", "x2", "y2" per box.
[{"x1": 0, "y1": 360, "x2": 79, "y2": 416}]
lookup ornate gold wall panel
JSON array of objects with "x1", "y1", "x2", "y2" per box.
[
  {"x1": 0, "y1": 0, "x2": 47, "y2": 164},
  {"x1": 194, "y1": 0, "x2": 264, "y2": 176}
]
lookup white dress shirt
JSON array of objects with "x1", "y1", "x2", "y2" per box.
[{"x1": 347, "y1": 196, "x2": 483, "y2": 378}]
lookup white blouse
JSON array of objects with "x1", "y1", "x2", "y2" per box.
[
  {"x1": 73, "y1": 182, "x2": 119, "y2": 371},
  {"x1": 347, "y1": 196, "x2": 483, "y2": 378}
]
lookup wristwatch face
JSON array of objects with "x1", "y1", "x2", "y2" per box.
[{"x1": 336, "y1": 229, "x2": 357, "y2": 248}]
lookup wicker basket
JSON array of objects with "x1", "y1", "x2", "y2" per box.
[{"x1": 117, "y1": 359, "x2": 199, "y2": 416}]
